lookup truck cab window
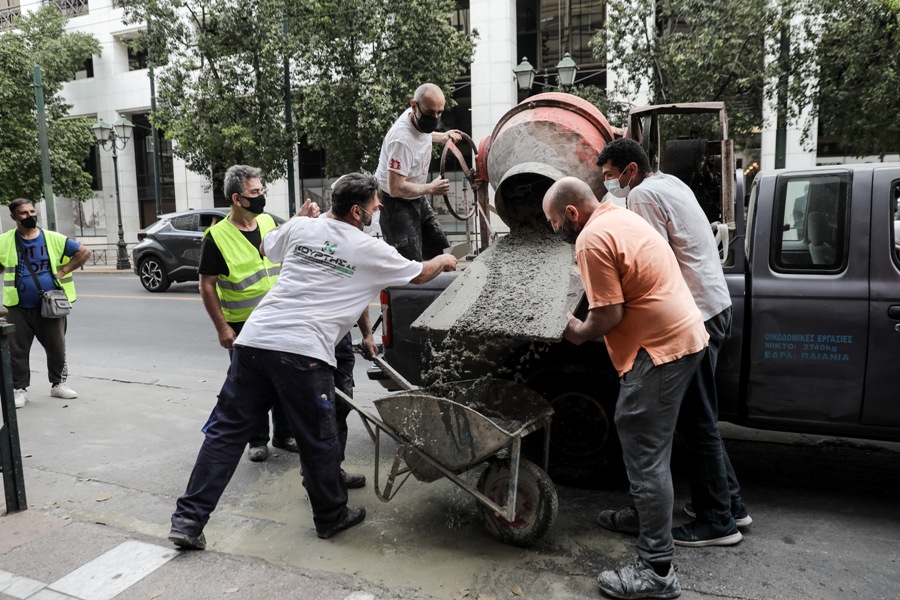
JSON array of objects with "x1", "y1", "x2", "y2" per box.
[
  {"x1": 771, "y1": 172, "x2": 850, "y2": 272},
  {"x1": 892, "y1": 182, "x2": 900, "y2": 263}
]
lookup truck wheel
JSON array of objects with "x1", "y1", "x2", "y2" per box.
[
  {"x1": 476, "y1": 458, "x2": 558, "y2": 547},
  {"x1": 526, "y1": 370, "x2": 623, "y2": 488}
]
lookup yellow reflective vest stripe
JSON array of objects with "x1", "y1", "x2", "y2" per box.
[
  {"x1": 207, "y1": 213, "x2": 279, "y2": 323},
  {"x1": 0, "y1": 229, "x2": 76, "y2": 307}
]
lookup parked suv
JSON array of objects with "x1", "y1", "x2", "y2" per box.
[{"x1": 132, "y1": 209, "x2": 284, "y2": 292}]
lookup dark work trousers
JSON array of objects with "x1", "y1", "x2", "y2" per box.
[
  {"x1": 616, "y1": 348, "x2": 705, "y2": 566},
  {"x1": 378, "y1": 190, "x2": 449, "y2": 262},
  {"x1": 172, "y1": 345, "x2": 348, "y2": 535},
  {"x1": 333, "y1": 332, "x2": 355, "y2": 463},
  {"x1": 227, "y1": 321, "x2": 292, "y2": 448},
  {"x1": 7, "y1": 305, "x2": 68, "y2": 389},
  {"x1": 675, "y1": 306, "x2": 745, "y2": 524}
]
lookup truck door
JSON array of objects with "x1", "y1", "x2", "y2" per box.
[
  {"x1": 861, "y1": 170, "x2": 900, "y2": 427},
  {"x1": 746, "y1": 169, "x2": 869, "y2": 428}
]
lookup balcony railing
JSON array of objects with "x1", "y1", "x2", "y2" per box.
[
  {"x1": 0, "y1": 6, "x2": 21, "y2": 30},
  {"x1": 44, "y1": 0, "x2": 88, "y2": 18}
]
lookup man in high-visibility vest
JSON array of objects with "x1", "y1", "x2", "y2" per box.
[
  {"x1": 1, "y1": 198, "x2": 90, "y2": 409},
  {"x1": 198, "y1": 165, "x2": 316, "y2": 462}
]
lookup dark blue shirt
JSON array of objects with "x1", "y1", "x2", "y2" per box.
[{"x1": 15, "y1": 231, "x2": 80, "y2": 308}]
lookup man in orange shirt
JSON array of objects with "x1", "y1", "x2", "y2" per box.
[{"x1": 543, "y1": 177, "x2": 708, "y2": 600}]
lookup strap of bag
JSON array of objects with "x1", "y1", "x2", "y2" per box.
[{"x1": 15, "y1": 233, "x2": 50, "y2": 295}]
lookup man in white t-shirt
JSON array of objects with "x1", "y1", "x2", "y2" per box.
[
  {"x1": 596, "y1": 138, "x2": 749, "y2": 552},
  {"x1": 169, "y1": 173, "x2": 458, "y2": 548},
  {"x1": 373, "y1": 83, "x2": 462, "y2": 261}
]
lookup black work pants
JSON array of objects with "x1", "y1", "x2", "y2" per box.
[
  {"x1": 378, "y1": 191, "x2": 449, "y2": 262},
  {"x1": 227, "y1": 321, "x2": 292, "y2": 447},
  {"x1": 333, "y1": 332, "x2": 355, "y2": 462},
  {"x1": 7, "y1": 305, "x2": 68, "y2": 389},
  {"x1": 675, "y1": 306, "x2": 745, "y2": 523},
  {"x1": 172, "y1": 345, "x2": 348, "y2": 535}
]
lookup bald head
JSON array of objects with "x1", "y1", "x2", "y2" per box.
[
  {"x1": 414, "y1": 83, "x2": 444, "y2": 104},
  {"x1": 543, "y1": 177, "x2": 599, "y2": 217}
]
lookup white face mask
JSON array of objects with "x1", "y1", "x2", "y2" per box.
[
  {"x1": 363, "y1": 208, "x2": 380, "y2": 234},
  {"x1": 604, "y1": 168, "x2": 633, "y2": 199}
]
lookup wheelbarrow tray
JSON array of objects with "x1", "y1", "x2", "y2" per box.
[{"x1": 373, "y1": 378, "x2": 552, "y2": 482}]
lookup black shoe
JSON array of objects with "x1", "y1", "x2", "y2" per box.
[
  {"x1": 168, "y1": 528, "x2": 206, "y2": 550},
  {"x1": 342, "y1": 469, "x2": 366, "y2": 489},
  {"x1": 316, "y1": 506, "x2": 366, "y2": 539},
  {"x1": 597, "y1": 507, "x2": 640, "y2": 535},
  {"x1": 684, "y1": 502, "x2": 752, "y2": 528},
  {"x1": 248, "y1": 445, "x2": 268, "y2": 462},
  {"x1": 272, "y1": 437, "x2": 299, "y2": 453},
  {"x1": 673, "y1": 519, "x2": 742, "y2": 547}
]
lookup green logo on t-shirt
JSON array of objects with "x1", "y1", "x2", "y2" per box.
[{"x1": 322, "y1": 241, "x2": 337, "y2": 254}]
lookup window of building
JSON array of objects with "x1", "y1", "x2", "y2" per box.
[
  {"x1": 771, "y1": 172, "x2": 850, "y2": 272},
  {"x1": 516, "y1": 0, "x2": 606, "y2": 95},
  {"x1": 132, "y1": 113, "x2": 177, "y2": 227},
  {"x1": 0, "y1": 0, "x2": 20, "y2": 31},
  {"x1": 46, "y1": 0, "x2": 89, "y2": 18},
  {"x1": 128, "y1": 44, "x2": 148, "y2": 71},
  {"x1": 85, "y1": 143, "x2": 102, "y2": 191},
  {"x1": 73, "y1": 57, "x2": 93, "y2": 80}
]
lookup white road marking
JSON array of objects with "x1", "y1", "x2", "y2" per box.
[{"x1": 47, "y1": 540, "x2": 177, "y2": 600}]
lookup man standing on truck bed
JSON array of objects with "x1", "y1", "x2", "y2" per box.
[
  {"x1": 169, "y1": 173, "x2": 458, "y2": 548},
  {"x1": 373, "y1": 83, "x2": 461, "y2": 261},
  {"x1": 596, "y1": 138, "x2": 750, "y2": 548},
  {"x1": 543, "y1": 177, "x2": 707, "y2": 600}
]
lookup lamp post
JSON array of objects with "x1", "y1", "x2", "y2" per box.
[
  {"x1": 514, "y1": 52, "x2": 579, "y2": 94},
  {"x1": 91, "y1": 116, "x2": 133, "y2": 270}
]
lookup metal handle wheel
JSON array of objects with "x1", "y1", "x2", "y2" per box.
[{"x1": 476, "y1": 458, "x2": 558, "y2": 547}]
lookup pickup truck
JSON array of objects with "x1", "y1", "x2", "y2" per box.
[{"x1": 371, "y1": 123, "x2": 900, "y2": 487}]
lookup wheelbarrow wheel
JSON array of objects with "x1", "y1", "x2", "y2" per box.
[{"x1": 476, "y1": 458, "x2": 558, "y2": 547}]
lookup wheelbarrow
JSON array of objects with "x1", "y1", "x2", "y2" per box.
[{"x1": 336, "y1": 357, "x2": 558, "y2": 546}]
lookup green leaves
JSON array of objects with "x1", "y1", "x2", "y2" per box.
[{"x1": 0, "y1": 6, "x2": 100, "y2": 205}]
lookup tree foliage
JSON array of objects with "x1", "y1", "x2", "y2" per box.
[
  {"x1": 119, "y1": 0, "x2": 293, "y2": 189},
  {"x1": 0, "y1": 7, "x2": 101, "y2": 205},
  {"x1": 586, "y1": 0, "x2": 780, "y2": 151},
  {"x1": 789, "y1": 0, "x2": 900, "y2": 157},
  {"x1": 289, "y1": 0, "x2": 476, "y2": 175},
  {"x1": 119, "y1": 0, "x2": 476, "y2": 187}
]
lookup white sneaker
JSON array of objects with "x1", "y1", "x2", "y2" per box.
[
  {"x1": 14, "y1": 388, "x2": 28, "y2": 409},
  {"x1": 51, "y1": 383, "x2": 78, "y2": 399}
]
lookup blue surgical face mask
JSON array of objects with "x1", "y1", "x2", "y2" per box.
[{"x1": 604, "y1": 167, "x2": 634, "y2": 199}]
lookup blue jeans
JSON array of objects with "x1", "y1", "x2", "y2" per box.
[
  {"x1": 616, "y1": 348, "x2": 704, "y2": 565},
  {"x1": 172, "y1": 345, "x2": 348, "y2": 535},
  {"x1": 675, "y1": 307, "x2": 745, "y2": 523}
]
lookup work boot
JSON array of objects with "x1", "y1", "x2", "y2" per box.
[
  {"x1": 168, "y1": 528, "x2": 206, "y2": 551},
  {"x1": 341, "y1": 469, "x2": 366, "y2": 489},
  {"x1": 597, "y1": 507, "x2": 640, "y2": 535},
  {"x1": 248, "y1": 445, "x2": 268, "y2": 462},
  {"x1": 272, "y1": 437, "x2": 299, "y2": 453},
  {"x1": 316, "y1": 506, "x2": 366, "y2": 539}
]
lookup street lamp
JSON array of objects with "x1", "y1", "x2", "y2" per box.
[
  {"x1": 514, "y1": 53, "x2": 580, "y2": 94},
  {"x1": 91, "y1": 116, "x2": 133, "y2": 270}
]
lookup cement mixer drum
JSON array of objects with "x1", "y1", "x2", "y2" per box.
[{"x1": 485, "y1": 92, "x2": 620, "y2": 228}]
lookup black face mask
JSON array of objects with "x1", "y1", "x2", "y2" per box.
[
  {"x1": 241, "y1": 194, "x2": 266, "y2": 214},
  {"x1": 556, "y1": 218, "x2": 580, "y2": 244},
  {"x1": 20, "y1": 215, "x2": 38, "y2": 230},
  {"x1": 415, "y1": 109, "x2": 440, "y2": 134}
]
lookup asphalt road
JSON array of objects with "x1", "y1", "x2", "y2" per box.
[{"x1": 9, "y1": 273, "x2": 900, "y2": 600}]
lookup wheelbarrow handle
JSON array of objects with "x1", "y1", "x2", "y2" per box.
[{"x1": 373, "y1": 356, "x2": 418, "y2": 391}]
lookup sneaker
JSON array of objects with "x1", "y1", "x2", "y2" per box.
[
  {"x1": 14, "y1": 388, "x2": 28, "y2": 409},
  {"x1": 316, "y1": 506, "x2": 366, "y2": 539},
  {"x1": 168, "y1": 528, "x2": 206, "y2": 550},
  {"x1": 247, "y1": 445, "x2": 269, "y2": 462},
  {"x1": 342, "y1": 469, "x2": 366, "y2": 489},
  {"x1": 684, "y1": 502, "x2": 752, "y2": 528},
  {"x1": 672, "y1": 520, "x2": 742, "y2": 547},
  {"x1": 597, "y1": 559, "x2": 681, "y2": 599},
  {"x1": 598, "y1": 507, "x2": 640, "y2": 535},
  {"x1": 50, "y1": 383, "x2": 77, "y2": 399},
  {"x1": 272, "y1": 437, "x2": 299, "y2": 453}
]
